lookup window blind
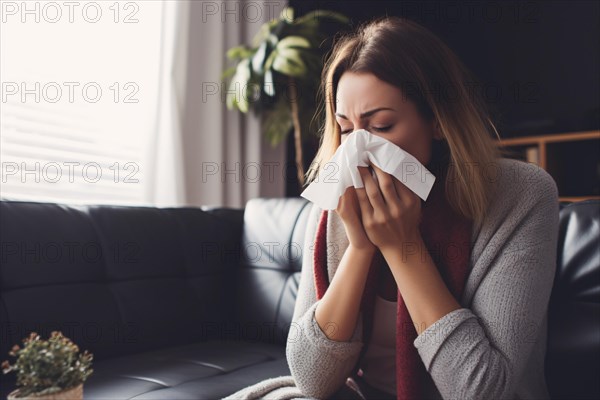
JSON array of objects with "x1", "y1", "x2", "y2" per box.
[{"x1": 0, "y1": 0, "x2": 164, "y2": 206}]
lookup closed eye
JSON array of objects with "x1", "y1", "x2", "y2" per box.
[
  {"x1": 341, "y1": 125, "x2": 393, "y2": 135},
  {"x1": 372, "y1": 125, "x2": 393, "y2": 132}
]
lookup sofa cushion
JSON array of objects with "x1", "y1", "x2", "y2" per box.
[{"x1": 83, "y1": 340, "x2": 288, "y2": 399}]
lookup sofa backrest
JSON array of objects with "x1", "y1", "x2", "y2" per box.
[
  {"x1": 235, "y1": 197, "x2": 312, "y2": 346},
  {"x1": 546, "y1": 200, "x2": 600, "y2": 399},
  {"x1": 0, "y1": 200, "x2": 243, "y2": 362}
]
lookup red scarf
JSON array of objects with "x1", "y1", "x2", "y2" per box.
[{"x1": 312, "y1": 165, "x2": 473, "y2": 400}]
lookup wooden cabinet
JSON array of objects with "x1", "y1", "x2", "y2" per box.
[{"x1": 497, "y1": 130, "x2": 600, "y2": 202}]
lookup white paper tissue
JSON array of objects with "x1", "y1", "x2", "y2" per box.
[{"x1": 300, "y1": 129, "x2": 436, "y2": 210}]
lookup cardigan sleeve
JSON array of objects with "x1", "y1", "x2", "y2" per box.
[
  {"x1": 286, "y1": 203, "x2": 365, "y2": 399},
  {"x1": 412, "y1": 161, "x2": 560, "y2": 400}
]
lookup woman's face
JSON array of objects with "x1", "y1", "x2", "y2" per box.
[{"x1": 335, "y1": 72, "x2": 441, "y2": 166}]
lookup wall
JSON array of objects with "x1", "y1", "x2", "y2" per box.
[{"x1": 289, "y1": 0, "x2": 599, "y2": 138}]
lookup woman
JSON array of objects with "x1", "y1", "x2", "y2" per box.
[{"x1": 226, "y1": 15, "x2": 558, "y2": 400}]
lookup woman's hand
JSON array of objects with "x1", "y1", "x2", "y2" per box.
[
  {"x1": 335, "y1": 186, "x2": 377, "y2": 253},
  {"x1": 355, "y1": 164, "x2": 423, "y2": 254}
]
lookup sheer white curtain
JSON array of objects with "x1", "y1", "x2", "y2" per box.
[
  {"x1": 149, "y1": 0, "x2": 189, "y2": 206},
  {"x1": 151, "y1": 0, "x2": 288, "y2": 208}
]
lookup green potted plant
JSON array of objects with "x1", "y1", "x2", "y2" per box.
[
  {"x1": 2, "y1": 331, "x2": 93, "y2": 400},
  {"x1": 222, "y1": 7, "x2": 350, "y2": 187}
]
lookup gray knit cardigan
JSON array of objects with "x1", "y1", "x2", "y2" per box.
[{"x1": 224, "y1": 157, "x2": 559, "y2": 400}]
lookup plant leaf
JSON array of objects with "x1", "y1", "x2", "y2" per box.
[
  {"x1": 226, "y1": 45, "x2": 253, "y2": 60},
  {"x1": 251, "y1": 41, "x2": 269, "y2": 74},
  {"x1": 227, "y1": 59, "x2": 251, "y2": 112},
  {"x1": 272, "y1": 48, "x2": 307, "y2": 77},
  {"x1": 264, "y1": 50, "x2": 277, "y2": 71},
  {"x1": 280, "y1": 6, "x2": 294, "y2": 23},
  {"x1": 220, "y1": 66, "x2": 237, "y2": 81},
  {"x1": 276, "y1": 36, "x2": 311, "y2": 50},
  {"x1": 264, "y1": 69, "x2": 275, "y2": 96},
  {"x1": 267, "y1": 33, "x2": 279, "y2": 47},
  {"x1": 252, "y1": 22, "x2": 271, "y2": 47},
  {"x1": 263, "y1": 99, "x2": 293, "y2": 147}
]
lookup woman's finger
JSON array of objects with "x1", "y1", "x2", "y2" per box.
[
  {"x1": 357, "y1": 165, "x2": 386, "y2": 213},
  {"x1": 370, "y1": 164, "x2": 401, "y2": 209},
  {"x1": 353, "y1": 167, "x2": 373, "y2": 216}
]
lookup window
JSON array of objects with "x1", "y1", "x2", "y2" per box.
[{"x1": 1, "y1": 0, "x2": 164, "y2": 205}]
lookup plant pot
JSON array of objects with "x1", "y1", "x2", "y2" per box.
[{"x1": 7, "y1": 383, "x2": 83, "y2": 400}]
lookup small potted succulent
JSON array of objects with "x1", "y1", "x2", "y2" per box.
[{"x1": 2, "y1": 331, "x2": 93, "y2": 400}]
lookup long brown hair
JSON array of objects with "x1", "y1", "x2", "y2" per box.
[{"x1": 305, "y1": 16, "x2": 502, "y2": 226}]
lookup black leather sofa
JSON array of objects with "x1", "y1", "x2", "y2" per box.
[{"x1": 0, "y1": 197, "x2": 598, "y2": 399}]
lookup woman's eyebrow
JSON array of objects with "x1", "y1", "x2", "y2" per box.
[{"x1": 334, "y1": 107, "x2": 396, "y2": 120}]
